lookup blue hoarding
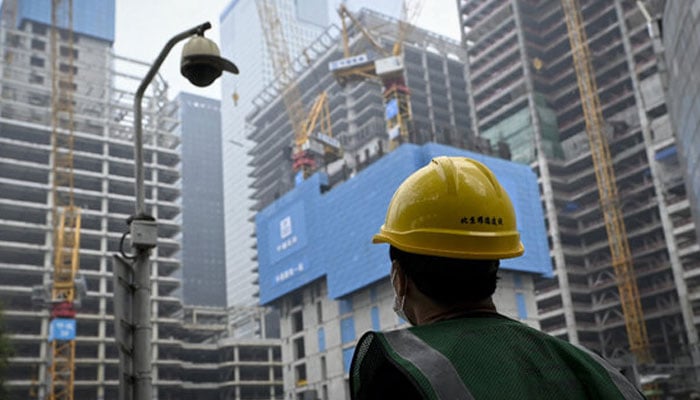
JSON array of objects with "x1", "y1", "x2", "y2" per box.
[{"x1": 256, "y1": 143, "x2": 553, "y2": 305}]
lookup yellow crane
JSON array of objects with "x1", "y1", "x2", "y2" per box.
[
  {"x1": 48, "y1": 0, "x2": 81, "y2": 399},
  {"x1": 256, "y1": 0, "x2": 341, "y2": 178},
  {"x1": 298, "y1": 91, "x2": 342, "y2": 170},
  {"x1": 560, "y1": 0, "x2": 651, "y2": 364}
]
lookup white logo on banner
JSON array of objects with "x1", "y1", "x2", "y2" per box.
[
  {"x1": 280, "y1": 216, "x2": 292, "y2": 239},
  {"x1": 276, "y1": 216, "x2": 298, "y2": 252}
]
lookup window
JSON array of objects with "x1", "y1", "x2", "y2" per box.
[
  {"x1": 293, "y1": 337, "x2": 305, "y2": 360},
  {"x1": 371, "y1": 306, "x2": 380, "y2": 331},
  {"x1": 59, "y1": 80, "x2": 77, "y2": 91},
  {"x1": 340, "y1": 317, "x2": 355, "y2": 344},
  {"x1": 294, "y1": 363, "x2": 307, "y2": 387},
  {"x1": 317, "y1": 328, "x2": 325, "y2": 353},
  {"x1": 31, "y1": 39, "x2": 45, "y2": 51},
  {"x1": 320, "y1": 356, "x2": 327, "y2": 380},
  {"x1": 32, "y1": 23, "x2": 47, "y2": 35},
  {"x1": 316, "y1": 301, "x2": 322, "y2": 323},
  {"x1": 342, "y1": 347, "x2": 355, "y2": 374},
  {"x1": 513, "y1": 273, "x2": 523, "y2": 289},
  {"x1": 59, "y1": 63, "x2": 78, "y2": 74},
  {"x1": 338, "y1": 297, "x2": 353, "y2": 314},
  {"x1": 30, "y1": 56, "x2": 45, "y2": 68},
  {"x1": 59, "y1": 46, "x2": 78, "y2": 59},
  {"x1": 515, "y1": 293, "x2": 528, "y2": 320},
  {"x1": 29, "y1": 74, "x2": 44, "y2": 85},
  {"x1": 291, "y1": 310, "x2": 303, "y2": 333}
]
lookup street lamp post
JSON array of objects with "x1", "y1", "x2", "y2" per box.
[{"x1": 114, "y1": 22, "x2": 238, "y2": 400}]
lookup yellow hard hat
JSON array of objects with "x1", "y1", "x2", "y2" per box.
[{"x1": 373, "y1": 156, "x2": 524, "y2": 259}]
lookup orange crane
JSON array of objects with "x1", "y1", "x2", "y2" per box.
[
  {"x1": 256, "y1": 0, "x2": 341, "y2": 179},
  {"x1": 47, "y1": 0, "x2": 81, "y2": 399},
  {"x1": 560, "y1": 0, "x2": 651, "y2": 364}
]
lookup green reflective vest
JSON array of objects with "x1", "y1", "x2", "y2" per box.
[{"x1": 350, "y1": 313, "x2": 645, "y2": 400}]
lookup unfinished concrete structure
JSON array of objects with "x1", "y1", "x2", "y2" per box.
[
  {"x1": 460, "y1": 0, "x2": 700, "y2": 393},
  {"x1": 0, "y1": 1, "x2": 283, "y2": 399},
  {"x1": 246, "y1": 8, "x2": 477, "y2": 212}
]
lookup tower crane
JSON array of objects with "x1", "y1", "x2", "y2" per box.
[
  {"x1": 560, "y1": 0, "x2": 651, "y2": 364},
  {"x1": 255, "y1": 0, "x2": 340, "y2": 179},
  {"x1": 332, "y1": 1, "x2": 422, "y2": 149},
  {"x1": 47, "y1": 0, "x2": 81, "y2": 398}
]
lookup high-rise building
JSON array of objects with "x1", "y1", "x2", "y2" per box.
[
  {"x1": 246, "y1": 8, "x2": 478, "y2": 214},
  {"x1": 459, "y1": 0, "x2": 700, "y2": 393},
  {"x1": 664, "y1": 0, "x2": 700, "y2": 261},
  {"x1": 176, "y1": 92, "x2": 227, "y2": 307},
  {"x1": 218, "y1": 0, "x2": 331, "y2": 307},
  {"x1": 0, "y1": 0, "x2": 184, "y2": 397}
]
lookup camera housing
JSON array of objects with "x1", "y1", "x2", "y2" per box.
[{"x1": 181, "y1": 35, "x2": 239, "y2": 87}]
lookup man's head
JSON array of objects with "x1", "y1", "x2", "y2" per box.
[{"x1": 373, "y1": 157, "x2": 524, "y2": 323}]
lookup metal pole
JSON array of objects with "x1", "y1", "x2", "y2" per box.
[{"x1": 131, "y1": 22, "x2": 211, "y2": 400}]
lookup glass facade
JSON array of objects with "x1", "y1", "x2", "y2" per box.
[
  {"x1": 177, "y1": 92, "x2": 227, "y2": 307},
  {"x1": 664, "y1": 1, "x2": 700, "y2": 244}
]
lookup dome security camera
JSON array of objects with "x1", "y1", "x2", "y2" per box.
[{"x1": 181, "y1": 35, "x2": 239, "y2": 87}]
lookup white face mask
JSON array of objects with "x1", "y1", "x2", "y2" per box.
[{"x1": 391, "y1": 268, "x2": 410, "y2": 325}]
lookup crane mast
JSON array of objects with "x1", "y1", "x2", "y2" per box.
[
  {"x1": 334, "y1": 3, "x2": 420, "y2": 148},
  {"x1": 48, "y1": 0, "x2": 81, "y2": 398},
  {"x1": 256, "y1": 0, "x2": 341, "y2": 178},
  {"x1": 256, "y1": 0, "x2": 314, "y2": 177},
  {"x1": 561, "y1": 0, "x2": 651, "y2": 363}
]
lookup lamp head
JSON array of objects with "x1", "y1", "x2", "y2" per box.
[{"x1": 181, "y1": 34, "x2": 239, "y2": 87}]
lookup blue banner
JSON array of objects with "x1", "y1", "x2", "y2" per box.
[
  {"x1": 385, "y1": 99, "x2": 398, "y2": 120},
  {"x1": 49, "y1": 318, "x2": 76, "y2": 341}
]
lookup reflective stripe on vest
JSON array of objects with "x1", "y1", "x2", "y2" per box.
[
  {"x1": 574, "y1": 345, "x2": 646, "y2": 400},
  {"x1": 383, "y1": 329, "x2": 475, "y2": 400}
]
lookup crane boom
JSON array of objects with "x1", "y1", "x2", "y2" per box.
[
  {"x1": 256, "y1": 0, "x2": 312, "y2": 175},
  {"x1": 49, "y1": 0, "x2": 81, "y2": 398},
  {"x1": 561, "y1": 0, "x2": 651, "y2": 363},
  {"x1": 256, "y1": 0, "x2": 340, "y2": 178}
]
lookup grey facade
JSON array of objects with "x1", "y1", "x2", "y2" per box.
[
  {"x1": 459, "y1": 0, "x2": 700, "y2": 394},
  {"x1": 177, "y1": 92, "x2": 227, "y2": 307},
  {"x1": 0, "y1": 1, "x2": 183, "y2": 397},
  {"x1": 664, "y1": 1, "x2": 700, "y2": 267}
]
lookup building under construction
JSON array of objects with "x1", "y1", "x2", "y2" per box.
[
  {"x1": 459, "y1": 0, "x2": 700, "y2": 394},
  {"x1": 246, "y1": 8, "x2": 485, "y2": 212},
  {"x1": 0, "y1": 1, "x2": 282, "y2": 399}
]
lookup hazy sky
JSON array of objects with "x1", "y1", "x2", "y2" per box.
[{"x1": 113, "y1": 0, "x2": 462, "y2": 100}]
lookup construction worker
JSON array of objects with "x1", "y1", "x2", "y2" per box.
[{"x1": 350, "y1": 156, "x2": 645, "y2": 400}]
